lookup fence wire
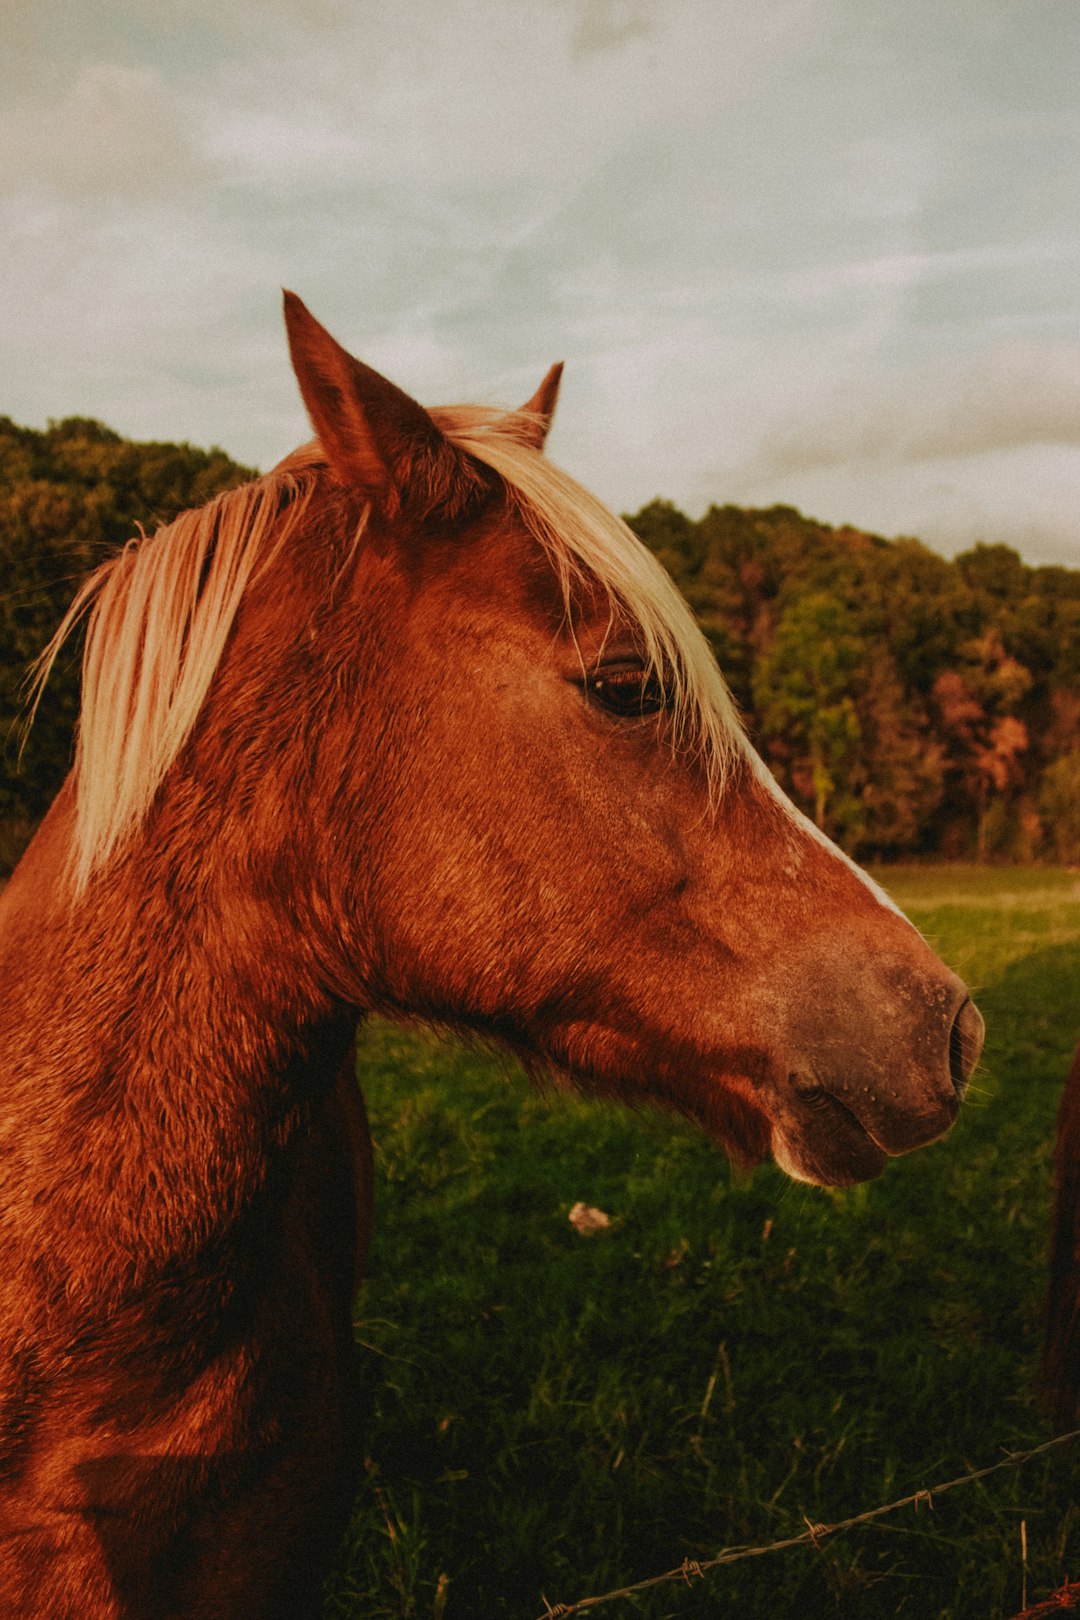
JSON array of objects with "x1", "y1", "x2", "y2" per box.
[{"x1": 535, "y1": 1427, "x2": 1080, "y2": 1619}]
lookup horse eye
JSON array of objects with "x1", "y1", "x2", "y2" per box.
[{"x1": 588, "y1": 666, "x2": 668, "y2": 718}]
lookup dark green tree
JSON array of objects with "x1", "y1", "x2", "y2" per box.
[{"x1": 752, "y1": 592, "x2": 865, "y2": 838}]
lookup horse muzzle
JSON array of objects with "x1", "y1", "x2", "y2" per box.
[{"x1": 768, "y1": 990, "x2": 984, "y2": 1187}]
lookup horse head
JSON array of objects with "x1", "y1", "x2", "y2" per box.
[
  {"x1": 32, "y1": 294, "x2": 982, "y2": 1191},
  {"x1": 277, "y1": 294, "x2": 982, "y2": 1188}
]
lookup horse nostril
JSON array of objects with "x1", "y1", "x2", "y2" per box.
[{"x1": 948, "y1": 997, "x2": 985, "y2": 1100}]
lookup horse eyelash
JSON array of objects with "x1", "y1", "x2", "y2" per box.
[{"x1": 586, "y1": 667, "x2": 669, "y2": 717}]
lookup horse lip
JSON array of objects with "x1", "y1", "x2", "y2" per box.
[
  {"x1": 790, "y1": 1069, "x2": 959, "y2": 1161},
  {"x1": 813, "y1": 1086, "x2": 890, "y2": 1153},
  {"x1": 774, "y1": 1087, "x2": 887, "y2": 1185}
]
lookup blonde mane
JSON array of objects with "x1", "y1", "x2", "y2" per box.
[
  {"x1": 30, "y1": 411, "x2": 746, "y2": 892},
  {"x1": 441, "y1": 403, "x2": 746, "y2": 784}
]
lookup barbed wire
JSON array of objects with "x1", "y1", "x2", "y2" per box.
[
  {"x1": 535, "y1": 1427, "x2": 1080, "y2": 1620},
  {"x1": 1010, "y1": 1576, "x2": 1080, "y2": 1617}
]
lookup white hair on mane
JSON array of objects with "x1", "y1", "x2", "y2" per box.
[
  {"x1": 439, "y1": 403, "x2": 746, "y2": 783},
  {"x1": 29, "y1": 410, "x2": 747, "y2": 893},
  {"x1": 26, "y1": 443, "x2": 326, "y2": 892}
]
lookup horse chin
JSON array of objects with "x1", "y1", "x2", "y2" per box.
[
  {"x1": 529, "y1": 1031, "x2": 889, "y2": 1188},
  {"x1": 770, "y1": 1104, "x2": 889, "y2": 1188}
]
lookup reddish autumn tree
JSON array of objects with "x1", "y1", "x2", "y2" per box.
[{"x1": 932, "y1": 632, "x2": 1032, "y2": 859}]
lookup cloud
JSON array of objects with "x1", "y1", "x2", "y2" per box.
[
  {"x1": 571, "y1": 0, "x2": 651, "y2": 56},
  {"x1": 1, "y1": 0, "x2": 1078, "y2": 567},
  {"x1": 740, "y1": 343, "x2": 1080, "y2": 479},
  {"x1": 775, "y1": 239, "x2": 1080, "y2": 308},
  {"x1": 0, "y1": 62, "x2": 208, "y2": 200}
]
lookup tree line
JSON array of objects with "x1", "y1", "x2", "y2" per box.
[
  {"x1": 627, "y1": 499, "x2": 1080, "y2": 861},
  {"x1": 2, "y1": 414, "x2": 1079, "y2": 867}
]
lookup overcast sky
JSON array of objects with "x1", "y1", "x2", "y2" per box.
[{"x1": 3, "y1": 0, "x2": 1078, "y2": 562}]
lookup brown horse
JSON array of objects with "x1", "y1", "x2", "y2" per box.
[
  {"x1": 0, "y1": 293, "x2": 984, "y2": 1617},
  {"x1": 1044, "y1": 1044, "x2": 1080, "y2": 1423}
]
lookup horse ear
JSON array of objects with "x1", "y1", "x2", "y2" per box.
[
  {"x1": 508, "y1": 363, "x2": 564, "y2": 450},
  {"x1": 282, "y1": 290, "x2": 473, "y2": 517}
]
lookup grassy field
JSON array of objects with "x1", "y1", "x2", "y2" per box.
[{"x1": 325, "y1": 867, "x2": 1080, "y2": 1620}]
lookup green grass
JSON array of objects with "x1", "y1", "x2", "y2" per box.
[{"x1": 324, "y1": 867, "x2": 1080, "y2": 1620}]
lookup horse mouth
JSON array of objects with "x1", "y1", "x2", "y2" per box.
[{"x1": 771, "y1": 1086, "x2": 889, "y2": 1187}]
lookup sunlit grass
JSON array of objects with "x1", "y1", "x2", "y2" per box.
[{"x1": 325, "y1": 867, "x2": 1080, "y2": 1620}]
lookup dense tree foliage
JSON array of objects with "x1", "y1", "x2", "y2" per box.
[
  {"x1": 626, "y1": 499, "x2": 1080, "y2": 860},
  {"x1": 1, "y1": 417, "x2": 1077, "y2": 865}
]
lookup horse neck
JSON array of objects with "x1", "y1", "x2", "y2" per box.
[
  {"x1": 0, "y1": 774, "x2": 353, "y2": 1216},
  {"x1": 0, "y1": 514, "x2": 379, "y2": 1150}
]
